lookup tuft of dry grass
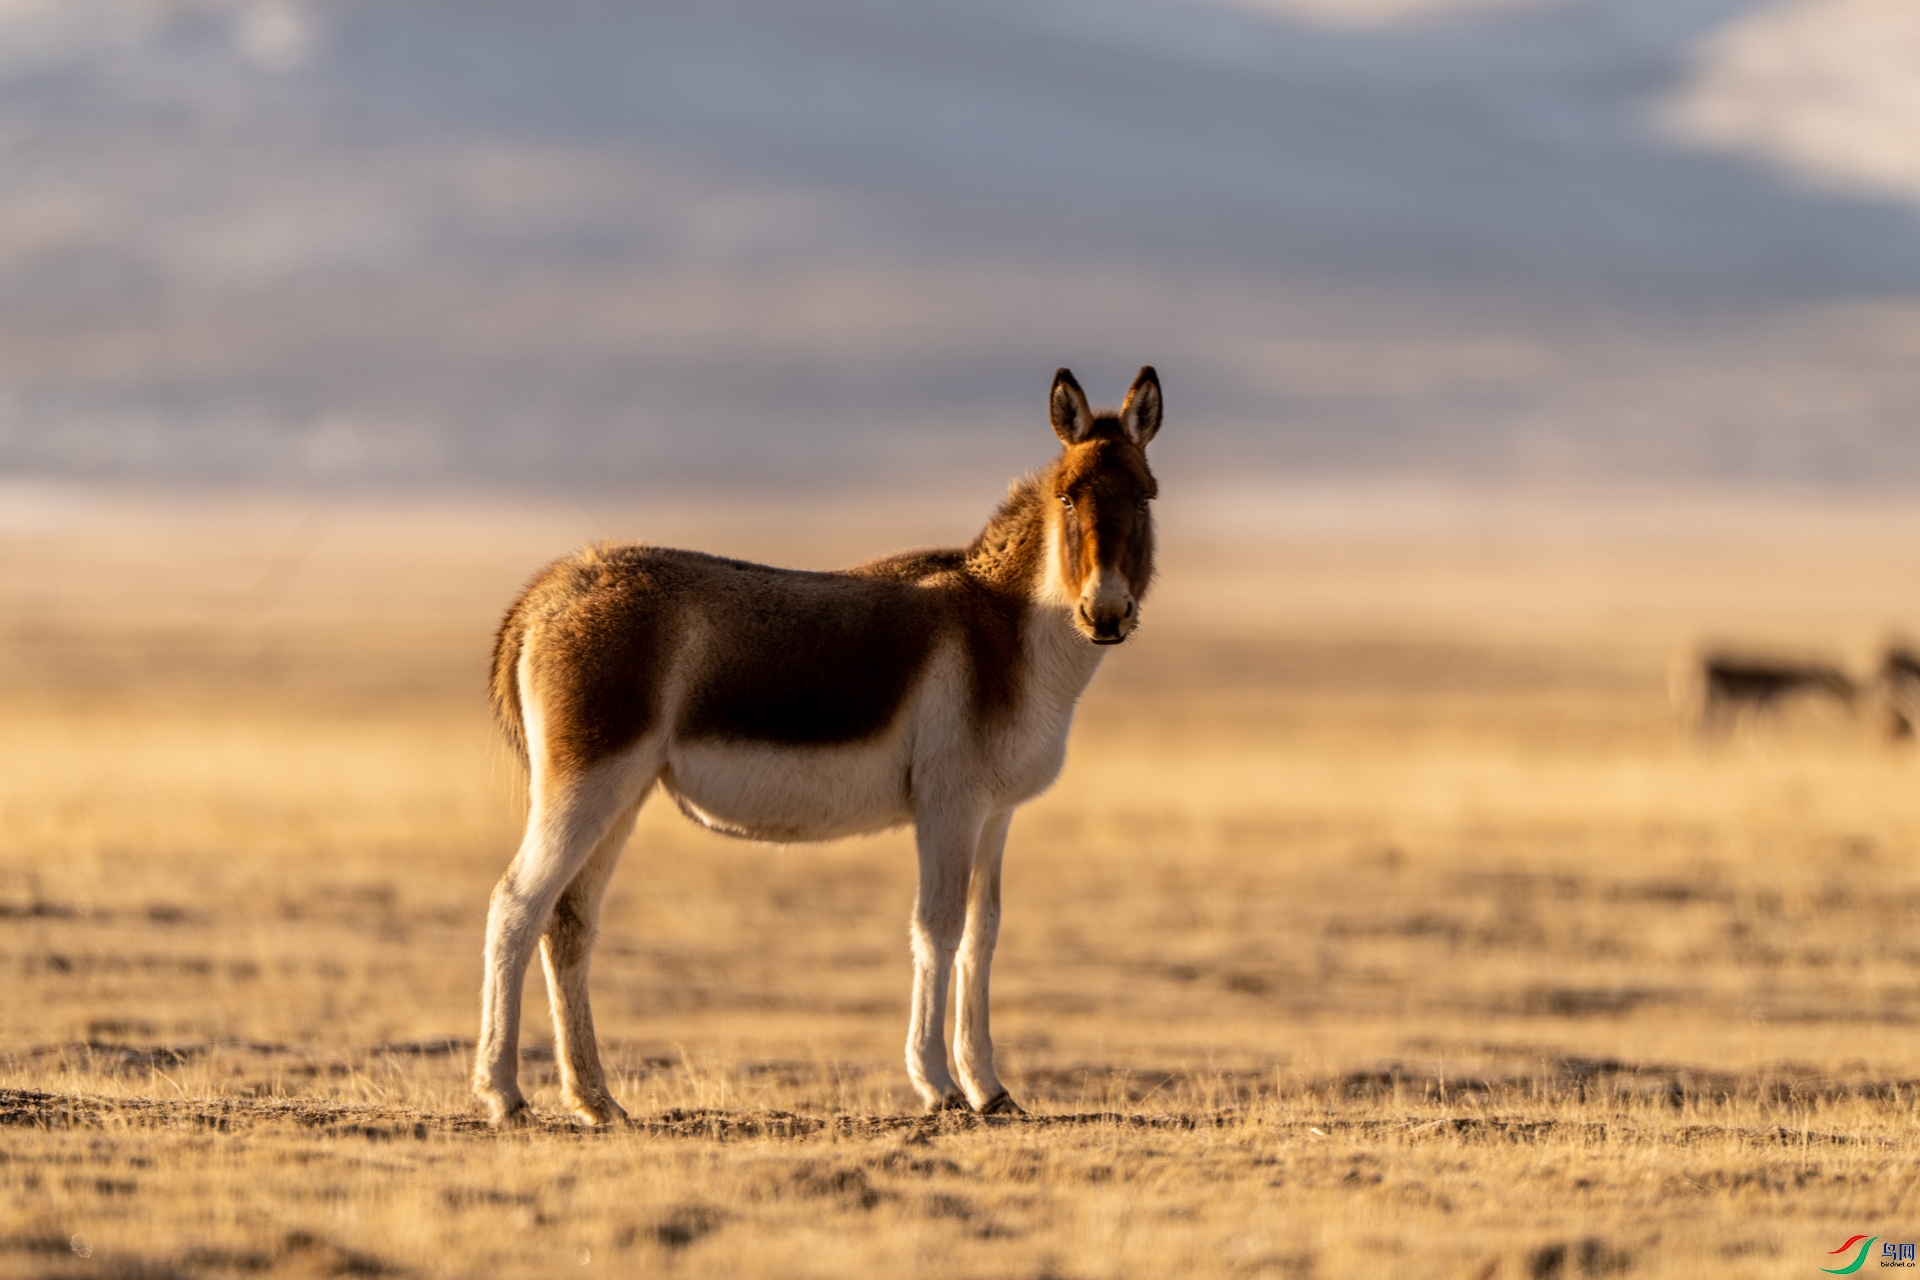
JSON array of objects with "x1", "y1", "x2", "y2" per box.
[{"x1": 2, "y1": 488, "x2": 1919, "y2": 1277}]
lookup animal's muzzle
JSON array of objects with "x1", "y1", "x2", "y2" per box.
[{"x1": 1078, "y1": 596, "x2": 1135, "y2": 645}]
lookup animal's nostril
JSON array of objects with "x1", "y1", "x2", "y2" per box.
[{"x1": 1123, "y1": 600, "x2": 1135, "y2": 618}]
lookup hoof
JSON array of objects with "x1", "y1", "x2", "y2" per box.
[
  {"x1": 926, "y1": 1091, "x2": 971, "y2": 1114},
  {"x1": 565, "y1": 1094, "x2": 630, "y2": 1127},
  {"x1": 484, "y1": 1096, "x2": 532, "y2": 1129},
  {"x1": 977, "y1": 1092, "x2": 1026, "y2": 1116}
]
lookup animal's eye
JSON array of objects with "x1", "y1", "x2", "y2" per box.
[
  {"x1": 1138, "y1": 499, "x2": 1151, "y2": 512},
  {"x1": 1059, "y1": 495, "x2": 1074, "y2": 511}
]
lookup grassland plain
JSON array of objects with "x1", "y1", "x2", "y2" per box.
[{"x1": 2, "y1": 485, "x2": 1920, "y2": 1279}]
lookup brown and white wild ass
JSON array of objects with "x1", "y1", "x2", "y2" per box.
[
  {"x1": 474, "y1": 367, "x2": 1163, "y2": 1126},
  {"x1": 1682, "y1": 650, "x2": 1858, "y2": 735}
]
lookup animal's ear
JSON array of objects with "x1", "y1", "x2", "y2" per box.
[
  {"x1": 1050, "y1": 368, "x2": 1093, "y2": 444},
  {"x1": 1120, "y1": 366, "x2": 1161, "y2": 446}
]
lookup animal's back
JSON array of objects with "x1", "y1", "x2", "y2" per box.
[
  {"x1": 676, "y1": 548, "x2": 955, "y2": 745},
  {"x1": 493, "y1": 543, "x2": 982, "y2": 768}
]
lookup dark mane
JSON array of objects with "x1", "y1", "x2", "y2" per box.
[{"x1": 965, "y1": 463, "x2": 1055, "y2": 590}]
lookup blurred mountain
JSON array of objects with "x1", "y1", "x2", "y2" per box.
[{"x1": 3, "y1": 0, "x2": 1920, "y2": 492}]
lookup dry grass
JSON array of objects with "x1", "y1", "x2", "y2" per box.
[{"x1": 3, "y1": 486, "x2": 1919, "y2": 1278}]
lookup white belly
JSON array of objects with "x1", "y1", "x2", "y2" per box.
[{"x1": 661, "y1": 737, "x2": 913, "y2": 842}]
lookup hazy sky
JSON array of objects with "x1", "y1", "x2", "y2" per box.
[{"x1": 3, "y1": 0, "x2": 1919, "y2": 491}]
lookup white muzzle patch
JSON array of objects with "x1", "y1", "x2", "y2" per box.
[{"x1": 1078, "y1": 569, "x2": 1136, "y2": 644}]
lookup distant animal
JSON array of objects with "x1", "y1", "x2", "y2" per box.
[
  {"x1": 474, "y1": 367, "x2": 1163, "y2": 1126},
  {"x1": 1881, "y1": 644, "x2": 1920, "y2": 739},
  {"x1": 1678, "y1": 649, "x2": 1858, "y2": 734}
]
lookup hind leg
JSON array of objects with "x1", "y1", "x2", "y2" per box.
[
  {"x1": 539, "y1": 796, "x2": 643, "y2": 1125},
  {"x1": 474, "y1": 755, "x2": 654, "y2": 1126}
]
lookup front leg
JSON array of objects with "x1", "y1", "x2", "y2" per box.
[
  {"x1": 905, "y1": 805, "x2": 984, "y2": 1112},
  {"x1": 954, "y1": 810, "x2": 1022, "y2": 1114}
]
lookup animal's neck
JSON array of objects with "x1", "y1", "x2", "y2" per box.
[
  {"x1": 965, "y1": 464, "x2": 1107, "y2": 706},
  {"x1": 1026, "y1": 592, "x2": 1106, "y2": 708}
]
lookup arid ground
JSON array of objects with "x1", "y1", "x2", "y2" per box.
[{"x1": 2, "y1": 485, "x2": 1919, "y2": 1278}]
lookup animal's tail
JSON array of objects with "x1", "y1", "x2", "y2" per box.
[{"x1": 490, "y1": 595, "x2": 532, "y2": 769}]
